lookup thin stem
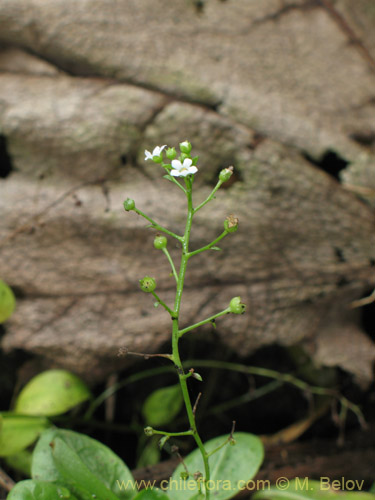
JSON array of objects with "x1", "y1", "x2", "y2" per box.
[
  {"x1": 193, "y1": 180, "x2": 223, "y2": 213},
  {"x1": 134, "y1": 207, "x2": 183, "y2": 242},
  {"x1": 187, "y1": 230, "x2": 228, "y2": 258},
  {"x1": 171, "y1": 176, "x2": 211, "y2": 498},
  {"x1": 179, "y1": 308, "x2": 230, "y2": 337},
  {"x1": 150, "y1": 429, "x2": 193, "y2": 437},
  {"x1": 162, "y1": 247, "x2": 178, "y2": 283},
  {"x1": 206, "y1": 422, "x2": 236, "y2": 458},
  {"x1": 151, "y1": 291, "x2": 175, "y2": 316}
]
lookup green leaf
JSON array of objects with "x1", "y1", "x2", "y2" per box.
[
  {"x1": 0, "y1": 413, "x2": 50, "y2": 457},
  {"x1": 32, "y1": 428, "x2": 136, "y2": 499},
  {"x1": 253, "y1": 480, "x2": 375, "y2": 500},
  {"x1": 142, "y1": 385, "x2": 183, "y2": 427},
  {"x1": 168, "y1": 432, "x2": 264, "y2": 500},
  {"x1": 0, "y1": 280, "x2": 16, "y2": 323},
  {"x1": 163, "y1": 175, "x2": 173, "y2": 181},
  {"x1": 5, "y1": 449, "x2": 33, "y2": 476},
  {"x1": 210, "y1": 246, "x2": 222, "y2": 251},
  {"x1": 7, "y1": 479, "x2": 78, "y2": 500},
  {"x1": 137, "y1": 438, "x2": 161, "y2": 469},
  {"x1": 133, "y1": 489, "x2": 170, "y2": 500},
  {"x1": 15, "y1": 370, "x2": 92, "y2": 417}
]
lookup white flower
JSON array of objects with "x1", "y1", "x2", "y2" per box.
[
  {"x1": 144, "y1": 145, "x2": 167, "y2": 161},
  {"x1": 170, "y1": 158, "x2": 198, "y2": 177}
]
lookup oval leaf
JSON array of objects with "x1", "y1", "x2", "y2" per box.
[
  {"x1": 32, "y1": 428, "x2": 136, "y2": 500},
  {"x1": 7, "y1": 479, "x2": 78, "y2": 500},
  {"x1": 15, "y1": 370, "x2": 92, "y2": 417},
  {"x1": 5, "y1": 449, "x2": 33, "y2": 476},
  {"x1": 142, "y1": 385, "x2": 183, "y2": 427},
  {"x1": 0, "y1": 280, "x2": 15, "y2": 323},
  {"x1": 134, "y1": 489, "x2": 170, "y2": 500},
  {"x1": 168, "y1": 432, "x2": 264, "y2": 500},
  {"x1": 253, "y1": 480, "x2": 375, "y2": 500},
  {"x1": 0, "y1": 413, "x2": 50, "y2": 457}
]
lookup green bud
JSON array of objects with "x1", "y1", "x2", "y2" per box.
[
  {"x1": 123, "y1": 198, "x2": 135, "y2": 211},
  {"x1": 144, "y1": 426, "x2": 154, "y2": 436},
  {"x1": 166, "y1": 147, "x2": 177, "y2": 160},
  {"x1": 179, "y1": 140, "x2": 192, "y2": 154},
  {"x1": 224, "y1": 214, "x2": 238, "y2": 233},
  {"x1": 229, "y1": 297, "x2": 246, "y2": 314},
  {"x1": 139, "y1": 276, "x2": 156, "y2": 293},
  {"x1": 192, "y1": 372, "x2": 203, "y2": 382},
  {"x1": 0, "y1": 280, "x2": 16, "y2": 323},
  {"x1": 153, "y1": 155, "x2": 164, "y2": 164},
  {"x1": 154, "y1": 235, "x2": 167, "y2": 250},
  {"x1": 180, "y1": 471, "x2": 189, "y2": 480},
  {"x1": 219, "y1": 166, "x2": 234, "y2": 183}
]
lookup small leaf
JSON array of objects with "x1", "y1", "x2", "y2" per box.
[
  {"x1": 0, "y1": 280, "x2": 16, "y2": 323},
  {"x1": 142, "y1": 385, "x2": 183, "y2": 427},
  {"x1": 253, "y1": 480, "x2": 375, "y2": 500},
  {"x1": 0, "y1": 413, "x2": 50, "y2": 457},
  {"x1": 163, "y1": 175, "x2": 173, "y2": 181},
  {"x1": 210, "y1": 246, "x2": 222, "y2": 251},
  {"x1": 168, "y1": 432, "x2": 264, "y2": 500},
  {"x1": 5, "y1": 449, "x2": 33, "y2": 476},
  {"x1": 15, "y1": 370, "x2": 92, "y2": 417},
  {"x1": 32, "y1": 428, "x2": 136, "y2": 500},
  {"x1": 134, "y1": 489, "x2": 170, "y2": 500},
  {"x1": 158, "y1": 436, "x2": 170, "y2": 450},
  {"x1": 191, "y1": 156, "x2": 199, "y2": 166},
  {"x1": 137, "y1": 438, "x2": 161, "y2": 468},
  {"x1": 7, "y1": 480, "x2": 78, "y2": 500}
]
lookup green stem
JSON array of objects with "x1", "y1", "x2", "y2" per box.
[
  {"x1": 151, "y1": 291, "x2": 175, "y2": 316},
  {"x1": 187, "y1": 230, "x2": 229, "y2": 258},
  {"x1": 193, "y1": 180, "x2": 223, "y2": 213},
  {"x1": 171, "y1": 176, "x2": 211, "y2": 498},
  {"x1": 179, "y1": 308, "x2": 230, "y2": 338},
  {"x1": 134, "y1": 207, "x2": 183, "y2": 242},
  {"x1": 150, "y1": 429, "x2": 193, "y2": 437},
  {"x1": 162, "y1": 247, "x2": 178, "y2": 283}
]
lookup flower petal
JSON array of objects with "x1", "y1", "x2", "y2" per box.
[
  {"x1": 182, "y1": 158, "x2": 193, "y2": 168},
  {"x1": 171, "y1": 159, "x2": 183, "y2": 171},
  {"x1": 188, "y1": 166, "x2": 198, "y2": 174},
  {"x1": 145, "y1": 150, "x2": 153, "y2": 160},
  {"x1": 170, "y1": 169, "x2": 182, "y2": 177}
]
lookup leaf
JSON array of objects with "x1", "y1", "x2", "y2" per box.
[
  {"x1": 15, "y1": 370, "x2": 92, "y2": 417},
  {"x1": 168, "y1": 432, "x2": 264, "y2": 500},
  {"x1": 142, "y1": 385, "x2": 183, "y2": 427},
  {"x1": 0, "y1": 413, "x2": 50, "y2": 457},
  {"x1": 133, "y1": 489, "x2": 170, "y2": 500},
  {"x1": 210, "y1": 246, "x2": 222, "y2": 251},
  {"x1": 137, "y1": 438, "x2": 161, "y2": 469},
  {"x1": 5, "y1": 449, "x2": 33, "y2": 476},
  {"x1": 7, "y1": 479, "x2": 78, "y2": 500},
  {"x1": 253, "y1": 480, "x2": 375, "y2": 500},
  {"x1": 0, "y1": 280, "x2": 16, "y2": 323},
  {"x1": 163, "y1": 175, "x2": 173, "y2": 182},
  {"x1": 32, "y1": 428, "x2": 136, "y2": 499}
]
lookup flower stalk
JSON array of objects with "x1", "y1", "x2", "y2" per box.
[{"x1": 125, "y1": 142, "x2": 242, "y2": 499}]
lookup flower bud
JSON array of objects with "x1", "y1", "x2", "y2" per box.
[
  {"x1": 144, "y1": 426, "x2": 154, "y2": 436},
  {"x1": 154, "y1": 235, "x2": 167, "y2": 250},
  {"x1": 166, "y1": 147, "x2": 177, "y2": 160},
  {"x1": 139, "y1": 276, "x2": 156, "y2": 293},
  {"x1": 219, "y1": 166, "x2": 234, "y2": 183},
  {"x1": 180, "y1": 471, "x2": 189, "y2": 480},
  {"x1": 123, "y1": 198, "x2": 135, "y2": 211},
  {"x1": 229, "y1": 297, "x2": 246, "y2": 314},
  {"x1": 224, "y1": 214, "x2": 238, "y2": 233},
  {"x1": 179, "y1": 140, "x2": 192, "y2": 154},
  {"x1": 192, "y1": 372, "x2": 203, "y2": 382}
]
